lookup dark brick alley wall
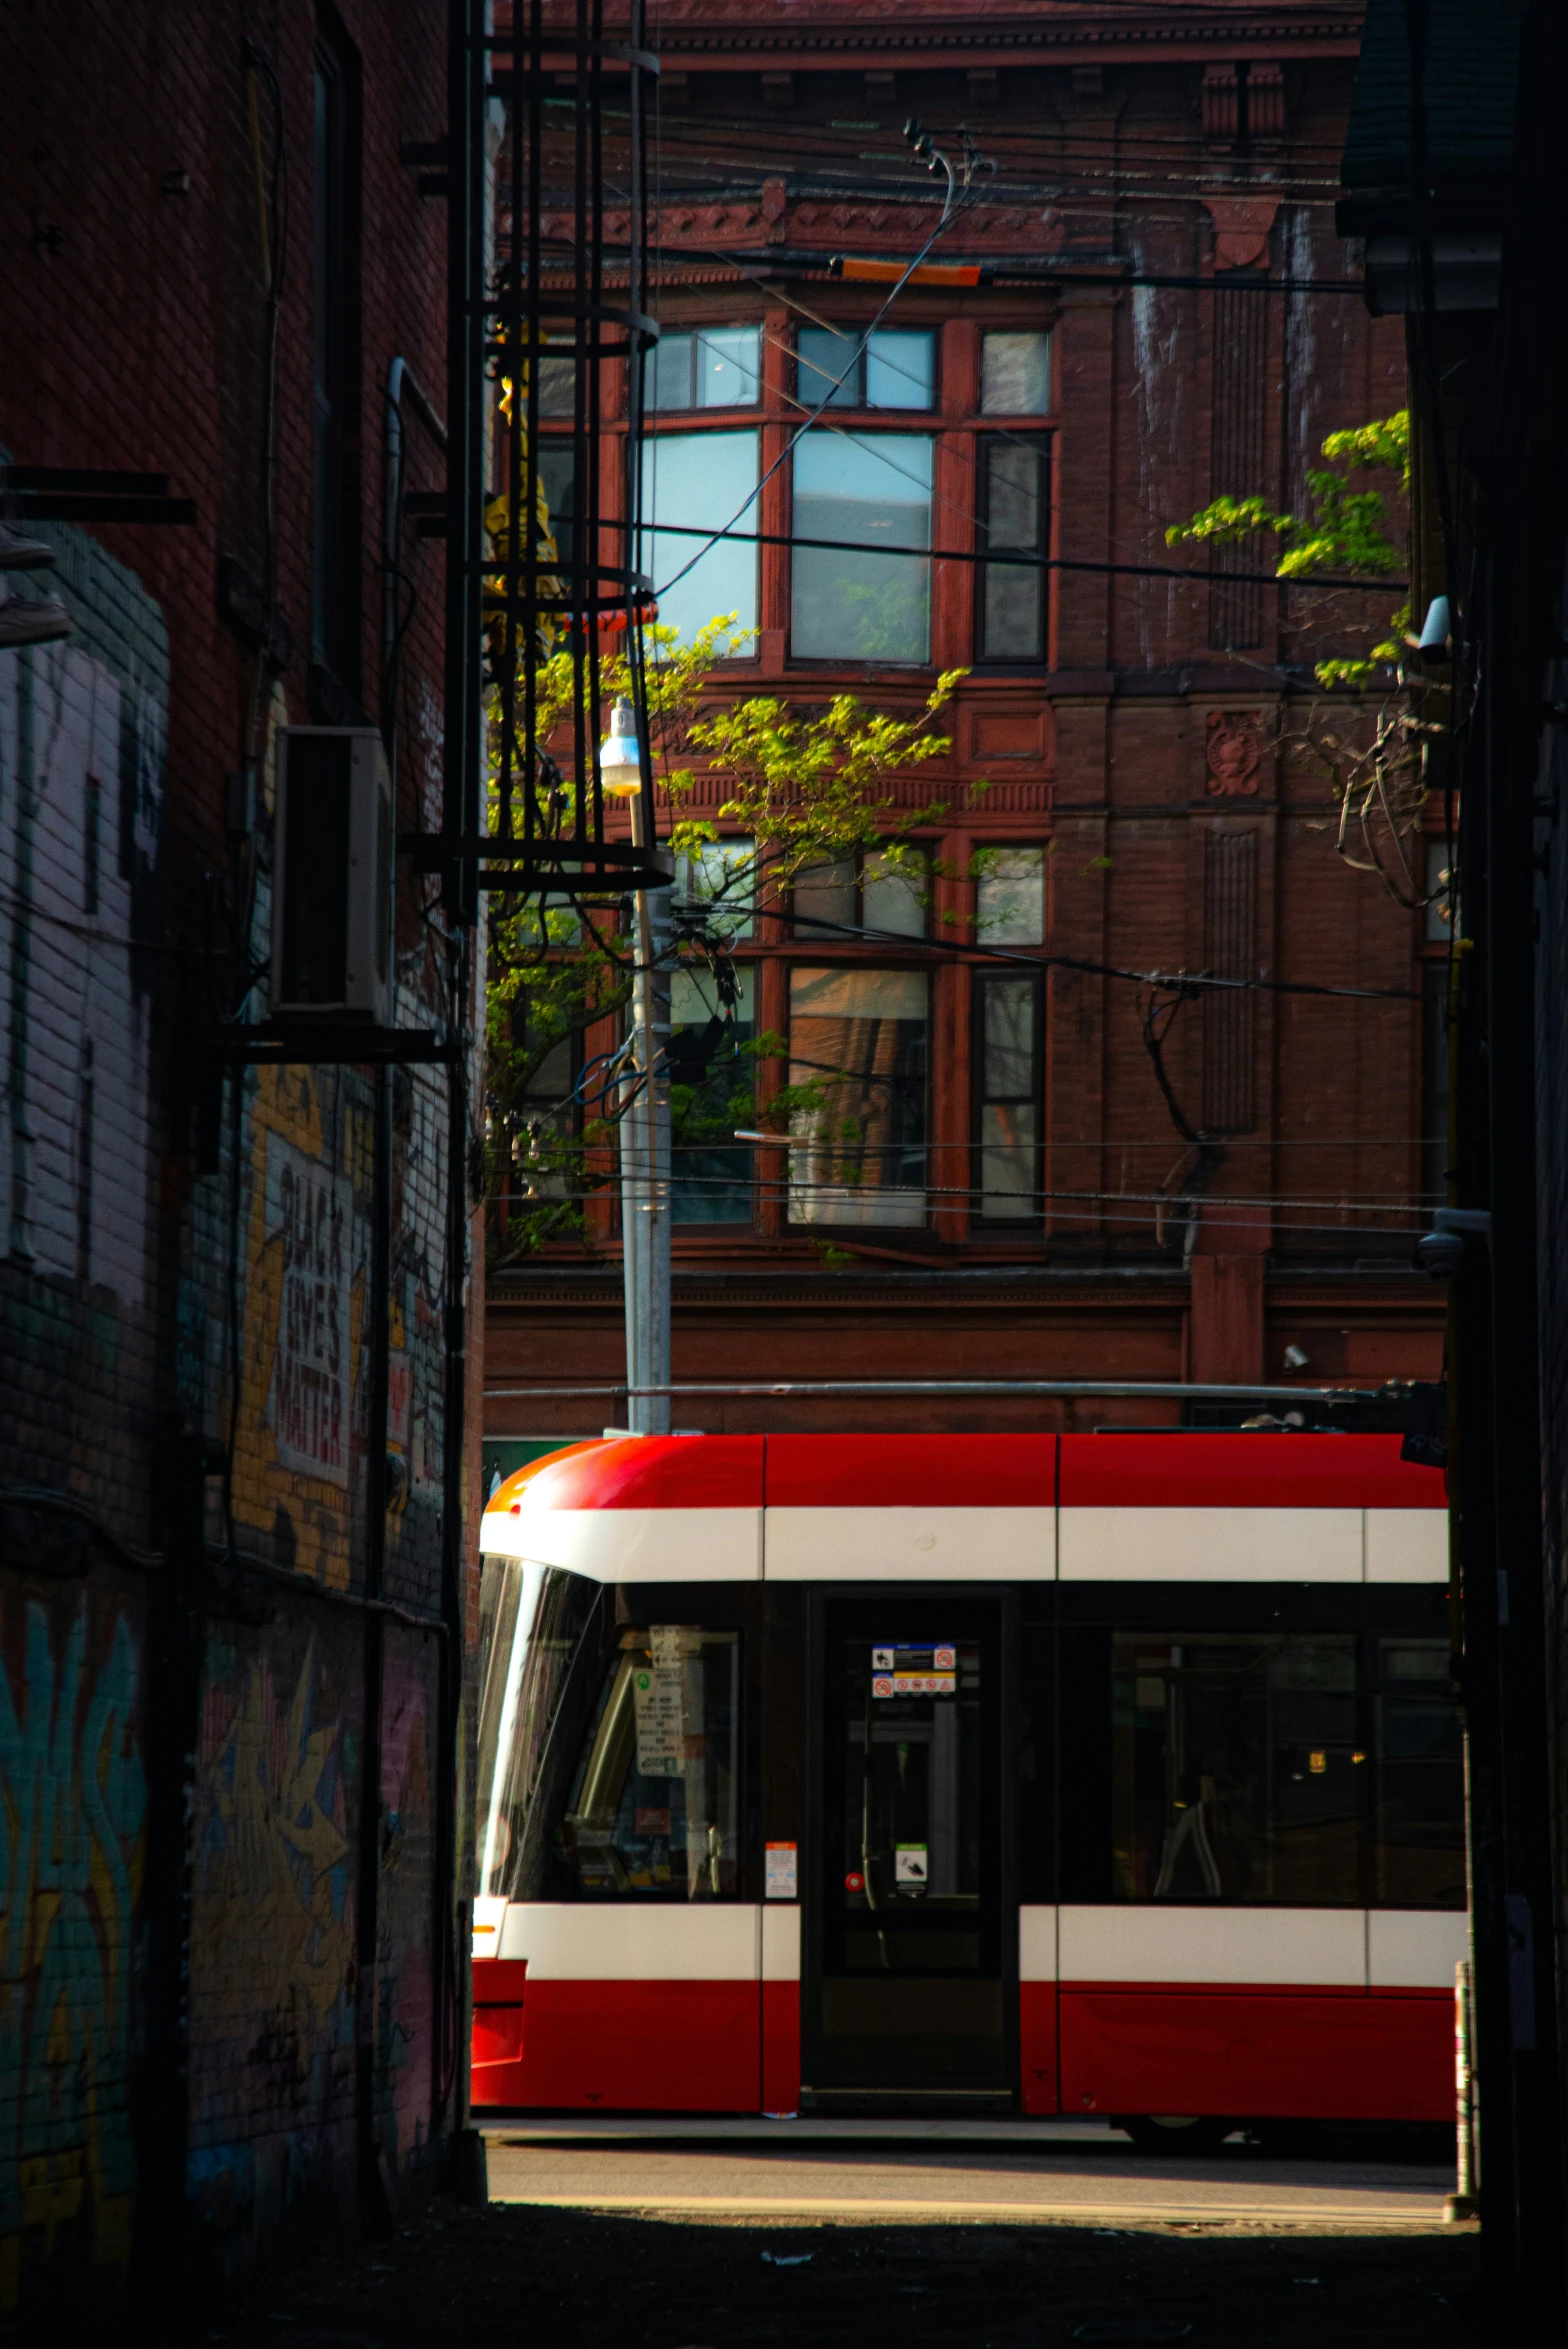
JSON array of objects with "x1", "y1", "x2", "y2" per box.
[{"x1": 0, "y1": 1, "x2": 476, "y2": 2329}]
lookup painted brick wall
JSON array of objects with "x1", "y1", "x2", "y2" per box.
[{"x1": 1, "y1": 0, "x2": 475, "y2": 2329}]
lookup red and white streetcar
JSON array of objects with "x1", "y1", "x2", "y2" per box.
[{"x1": 470, "y1": 1430, "x2": 1462, "y2": 2144}]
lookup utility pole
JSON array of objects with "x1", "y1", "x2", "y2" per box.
[{"x1": 618, "y1": 735, "x2": 672, "y2": 1435}]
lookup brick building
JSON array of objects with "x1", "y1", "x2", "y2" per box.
[
  {"x1": 484, "y1": 0, "x2": 1444, "y2": 1460},
  {"x1": 1, "y1": 3, "x2": 480, "y2": 2326}
]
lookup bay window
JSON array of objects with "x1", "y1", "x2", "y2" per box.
[
  {"x1": 787, "y1": 966, "x2": 928, "y2": 1228},
  {"x1": 791, "y1": 431, "x2": 933, "y2": 664}
]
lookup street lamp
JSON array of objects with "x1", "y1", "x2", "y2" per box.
[{"x1": 598, "y1": 697, "x2": 643, "y2": 797}]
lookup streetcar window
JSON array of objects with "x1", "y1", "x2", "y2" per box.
[
  {"x1": 1111, "y1": 1634, "x2": 1359, "y2": 1903},
  {"x1": 1372, "y1": 1638, "x2": 1465, "y2": 1907},
  {"x1": 560, "y1": 1626, "x2": 741, "y2": 1899}
]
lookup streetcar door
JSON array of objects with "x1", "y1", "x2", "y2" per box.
[{"x1": 804, "y1": 1595, "x2": 1014, "y2": 2110}]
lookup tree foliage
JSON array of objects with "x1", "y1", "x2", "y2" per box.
[
  {"x1": 484, "y1": 621, "x2": 968, "y2": 1261},
  {"x1": 1166, "y1": 409, "x2": 1410, "y2": 688}
]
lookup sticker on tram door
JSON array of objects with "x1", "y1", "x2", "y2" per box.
[
  {"x1": 766, "y1": 1842, "x2": 798, "y2": 1899},
  {"x1": 895, "y1": 1844, "x2": 929, "y2": 1888}
]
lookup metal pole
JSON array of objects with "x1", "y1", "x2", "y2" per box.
[
  {"x1": 1446, "y1": 1958, "x2": 1479, "y2": 2221},
  {"x1": 620, "y1": 787, "x2": 671, "y2": 1433}
]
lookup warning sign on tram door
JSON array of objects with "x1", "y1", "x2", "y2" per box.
[
  {"x1": 765, "y1": 1842, "x2": 798, "y2": 1900},
  {"x1": 871, "y1": 1642, "x2": 957, "y2": 1698},
  {"x1": 895, "y1": 1843, "x2": 929, "y2": 1887}
]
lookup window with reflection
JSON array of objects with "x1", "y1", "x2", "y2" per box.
[
  {"x1": 674, "y1": 837, "x2": 757, "y2": 939},
  {"x1": 974, "y1": 975, "x2": 1041, "y2": 1220},
  {"x1": 791, "y1": 431, "x2": 933, "y2": 664},
  {"x1": 1373, "y1": 1639, "x2": 1465, "y2": 1906},
  {"x1": 976, "y1": 846, "x2": 1045, "y2": 945},
  {"x1": 840, "y1": 1636, "x2": 984, "y2": 1973},
  {"x1": 639, "y1": 428, "x2": 759, "y2": 646},
  {"x1": 793, "y1": 846, "x2": 928, "y2": 940},
  {"x1": 535, "y1": 446, "x2": 575, "y2": 568},
  {"x1": 476, "y1": 1561, "x2": 604, "y2": 1899},
  {"x1": 1110, "y1": 1631, "x2": 1464, "y2": 1906},
  {"x1": 648, "y1": 326, "x2": 762, "y2": 412},
  {"x1": 788, "y1": 966, "x2": 928, "y2": 1227},
  {"x1": 1113, "y1": 1634, "x2": 1360, "y2": 1902},
  {"x1": 797, "y1": 326, "x2": 935, "y2": 411},
  {"x1": 978, "y1": 437, "x2": 1049, "y2": 662},
  {"x1": 980, "y1": 330, "x2": 1053, "y2": 415},
  {"x1": 669, "y1": 964, "x2": 757, "y2": 1225}
]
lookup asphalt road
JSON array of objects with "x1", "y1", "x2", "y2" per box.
[
  {"x1": 484, "y1": 2123, "x2": 1457, "y2": 2231},
  {"x1": 200, "y1": 2175, "x2": 1482, "y2": 2349}
]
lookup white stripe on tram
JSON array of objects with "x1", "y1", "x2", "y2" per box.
[
  {"x1": 764, "y1": 1506, "x2": 1056, "y2": 1582},
  {"x1": 479, "y1": 1506, "x2": 1446, "y2": 1585},
  {"x1": 486, "y1": 1900, "x2": 1463, "y2": 1990}
]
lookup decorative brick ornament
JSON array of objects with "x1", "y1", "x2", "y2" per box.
[{"x1": 1206, "y1": 709, "x2": 1264, "y2": 795}]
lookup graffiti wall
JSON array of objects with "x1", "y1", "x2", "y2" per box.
[
  {"x1": 187, "y1": 1619, "x2": 360, "y2": 2280},
  {"x1": 0, "y1": 1581, "x2": 146, "y2": 2318}
]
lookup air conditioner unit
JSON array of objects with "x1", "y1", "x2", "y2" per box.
[{"x1": 271, "y1": 727, "x2": 392, "y2": 1023}]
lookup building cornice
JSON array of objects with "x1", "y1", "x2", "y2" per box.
[{"x1": 643, "y1": 2, "x2": 1363, "y2": 67}]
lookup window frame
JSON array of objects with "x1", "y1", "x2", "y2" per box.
[
  {"x1": 668, "y1": 958, "x2": 760, "y2": 1231},
  {"x1": 785, "y1": 962, "x2": 932, "y2": 1231},
  {"x1": 646, "y1": 323, "x2": 764, "y2": 415},
  {"x1": 794, "y1": 325, "x2": 938, "y2": 414},
  {"x1": 1054, "y1": 1591, "x2": 1465, "y2": 1912},
  {"x1": 790, "y1": 843, "x2": 930, "y2": 942},
  {"x1": 638, "y1": 422, "x2": 763, "y2": 651},
  {"x1": 974, "y1": 843, "x2": 1048, "y2": 948},
  {"x1": 971, "y1": 968, "x2": 1044, "y2": 1227},
  {"x1": 788, "y1": 426, "x2": 936, "y2": 668},
  {"x1": 978, "y1": 328, "x2": 1055, "y2": 419},
  {"x1": 975, "y1": 432, "x2": 1051, "y2": 666}
]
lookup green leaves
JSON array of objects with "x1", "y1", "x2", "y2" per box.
[
  {"x1": 666, "y1": 668, "x2": 962, "y2": 900},
  {"x1": 484, "y1": 623, "x2": 965, "y2": 1264},
  {"x1": 1165, "y1": 411, "x2": 1410, "y2": 690}
]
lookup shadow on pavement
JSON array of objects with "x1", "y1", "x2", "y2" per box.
[{"x1": 198, "y1": 2199, "x2": 1481, "y2": 2349}]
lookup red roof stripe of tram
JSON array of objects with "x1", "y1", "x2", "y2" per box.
[
  {"x1": 487, "y1": 1430, "x2": 1445, "y2": 1519},
  {"x1": 1058, "y1": 1432, "x2": 1444, "y2": 1511}
]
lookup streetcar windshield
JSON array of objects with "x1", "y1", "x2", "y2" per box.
[{"x1": 475, "y1": 1559, "x2": 602, "y2": 1898}]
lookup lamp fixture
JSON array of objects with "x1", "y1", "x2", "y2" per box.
[{"x1": 598, "y1": 697, "x2": 643, "y2": 797}]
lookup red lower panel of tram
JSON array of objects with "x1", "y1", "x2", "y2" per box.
[
  {"x1": 472, "y1": 1976, "x2": 762, "y2": 2111},
  {"x1": 1019, "y1": 1982, "x2": 1059, "y2": 2114},
  {"x1": 471, "y1": 1970, "x2": 1449, "y2": 2120},
  {"x1": 1057, "y1": 1986, "x2": 1452, "y2": 2122},
  {"x1": 762, "y1": 1980, "x2": 802, "y2": 2115}
]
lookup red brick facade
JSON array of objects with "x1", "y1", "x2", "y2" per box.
[{"x1": 486, "y1": 0, "x2": 1443, "y2": 1450}]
